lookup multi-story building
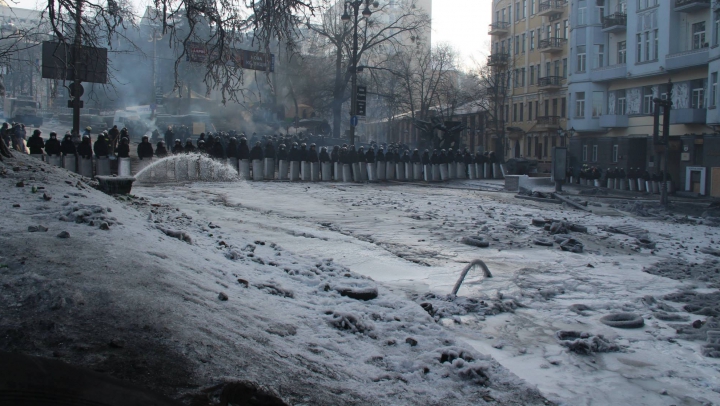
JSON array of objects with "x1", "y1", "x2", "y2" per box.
[
  {"x1": 489, "y1": 0, "x2": 571, "y2": 170},
  {"x1": 568, "y1": 0, "x2": 720, "y2": 196}
]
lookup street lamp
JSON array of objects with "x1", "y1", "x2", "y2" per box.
[{"x1": 342, "y1": 0, "x2": 379, "y2": 146}]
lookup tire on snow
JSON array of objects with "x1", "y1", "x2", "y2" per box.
[
  {"x1": 600, "y1": 313, "x2": 644, "y2": 329},
  {"x1": 462, "y1": 236, "x2": 489, "y2": 248}
]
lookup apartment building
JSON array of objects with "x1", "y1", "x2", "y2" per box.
[
  {"x1": 489, "y1": 0, "x2": 571, "y2": 170},
  {"x1": 568, "y1": 0, "x2": 720, "y2": 196}
]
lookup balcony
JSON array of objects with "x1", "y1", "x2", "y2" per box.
[
  {"x1": 539, "y1": 37, "x2": 567, "y2": 54},
  {"x1": 488, "y1": 21, "x2": 510, "y2": 36},
  {"x1": 536, "y1": 116, "x2": 562, "y2": 129},
  {"x1": 602, "y1": 13, "x2": 627, "y2": 33},
  {"x1": 674, "y1": 0, "x2": 710, "y2": 12},
  {"x1": 538, "y1": 0, "x2": 566, "y2": 17},
  {"x1": 590, "y1": 64, "x2": 627, "y2": 82},
  {"x1": 670, "y1": 108, "x2": 707, "y2": 124},
  {"x1": 487, "y1": 52, "x2": 510, "y2": 67},
  {"x1": 666, "y1": 48, "x2": 709, "y2": 70},
  {"x1": 599, "y1": 115, "x2": 629, "y2": 128},
  {"x1": 537, "y1": 76, "x2": 563, "y2": 90}
]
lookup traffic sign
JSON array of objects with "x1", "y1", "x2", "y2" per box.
[
  {"x1": 350, "y1": 116, "x2": 359, "y2": 127},
  {"x1": 356, "y1": 85, "x2": 367, "y2": 102},
  {"x1": 69, "y1": 82, "x2": 84, "y2": 98},
  {"x1": 356, "y1": 101, "x2": 366, "y2": 117}
]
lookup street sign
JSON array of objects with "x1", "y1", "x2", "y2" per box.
[
  {"x1": 69, "y1": 83, "x2": 84, "y2": 98},
  {"x1": 356, "y1": 85, "x2": 367, "y2": 102},
  {"x1": 350, "y1": 116, "x2": 359, "y2": 127},
  {"x1": 356, "y1": 101, "x2": 366, "y2": 116}
]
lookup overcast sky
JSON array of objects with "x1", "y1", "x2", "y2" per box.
[
  {"x1": 431, "y1": 0, "x2": 491, "y2": 70},
  {"x1": 11, "y1": 0, "x2": 491, "y2": 69}
]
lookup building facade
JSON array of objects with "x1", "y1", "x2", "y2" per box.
[
  {"x1": 568, "y1": 0, "x2": 720, "y2": 196},
  {"x1": 489, "y1": 0, "x2": 571, "y2": 171}
]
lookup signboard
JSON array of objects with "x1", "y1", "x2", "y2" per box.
[
  {"x1": 186, "y1": 42, "x2": 274, "y2": 72},
  {"x1": 552, "y1": 147, "x2": 567, "y2": 182},
  {"x1": 41, "y1": 41, "x2": 108, "y2": 83},
  {"x1": 355, "y1": 86, "x2": 367, "y2": 117},
  {"x1": 350, "y1": 116, "x2": 359, "y2": 127}
]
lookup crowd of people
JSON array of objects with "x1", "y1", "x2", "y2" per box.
[{"x1": 570, "y1": 164, "x2": 672, "y2": 184}]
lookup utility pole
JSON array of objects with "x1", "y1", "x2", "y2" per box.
[
  {"x1": 653, "y1": 78, "x2": 673, "y2": 207},
  {"x1": 72, "y1": 0, "x2": 82, "y2": 137},
  {"x1": 349, "y1": 8, "x2": 359, "y2": 146}
]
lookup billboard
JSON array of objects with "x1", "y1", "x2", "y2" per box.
[
  {"x1": 41, "y1": 41, "x2": 108, "y2": 84},
  {"x1": 186, "y1": 42, "x2": 274, "y2": 72}
]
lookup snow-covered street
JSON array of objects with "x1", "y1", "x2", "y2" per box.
[{"x1": 134, "y1": 179, "x2": 720, "y2": 406}]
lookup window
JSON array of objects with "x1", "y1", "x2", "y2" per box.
[
  {"x1": 520, "y1": 103, "x2": 524, "y2": 121},
  {"x1": 577, "y1": 45, "x2": 587, "y2": 72},
  {"x1": 642, "y1": 86, "x2": 654, "y2": 115},
  {"x1": 552, "y1": 98, "x2": 558, "y2": 116},
  {"x1": 617, "y1": 41, "x2": 626, "y2": 64},
  {"x1": 496, "y1": 10, "x2": 500, "y2": 23},
  {"x1": 562, "y1": 58, "x2": 568, "y2": 77},
  {"x1": 692, "y1": 79, "x2": 705, "y2": 109},
  {"x1": 578, "y1": 0, "x2": 587, "y2": 25},
  {"x1": 592, "y1": 92, "x2": 603, "y2": 117},
  {"x1": 537, "y1": 28, "x2": 541, "y2": 47},
  {"x1": 528, "y1": 102, "x2": 533, "y2": 120},
  {"x1": 513, "y1": 103, "x2": 518, "y2": 122},
  {"x1": 612, "y1": 145, "x2": 618, "y2": 163},
  {"x1": 594, "y1": 44, "x2": 605, "y2": 69},
  {"x1": 582, "y1": 145, "x2": 588, "y2": 162},
  {"x1": 521, "y1": 67, "x2": 526, "y2": 86},
  {"x1": 535, "y1": 100, "x2": 538, "y2": 118},
  {"x1": 561, "y1": 98, "x2": 566, "y2": 117},
  {"x1": 522, "y1": 0, "x2": 526, "y2": 18},
  {"x1": 712, "y1": 72, "x2": 718, "y2": 108},
  {"x1": 576, "y1": 92, "x2": 586, "y2": 118},
  {"x1": 514, "y1": 69, "x2": 520, "y2": 86},
  {"x1": 530, "y1": 65, "x2": 535, "y2": 84},
  {"x1": 592, "y1": 145, "x2": 598, "y2": 162},
  {"x1": 636, "y1": 34, "x2": 642, "y2": 63},
  {"x1": 654, "y1": 30, "x2": 658, "y2": 61},
  {"x1": 546, "y1": 61, "x2": 551, "y2": 76},
  {"x1": 693, "y1": 22, "x2": 707, "y2": 50},
  {"x1": 637, "y1": 0, "x2": 658, "y2": 10},
  {"x1": 617, "y1": 90, "x2": 627, "y2": 115},
  {"x1": 554, "y1": 60, "x2": 560, "y2": 77},
  {"x1": 515, "y1": 36, "x2": 520, "y2": 54},
  {"x1": 508, "y1": 5, "x2": 512, "y2": 22},
  {"x1": 644, "y1": 32, "x2": 650, "y2": 61},
  {"x1": 597, "y1": 1, "x2": 604, "y2": 25},
  {"x1": 530, "y1": 31, "x2": 535, "y2": 50},
  {"x1": 555, "y1": 23, "x2": 561, "y2": 39},
  {"x1": 714, "y1": 10, "x2": 720, "y2": 47},
  {"x1": 502, "y1": 8, "x2": 506, "y2": 22},
  {"x1": 515, "y1": 2, "x2": 520, "y2": 21},
  {"x1": 531, "y1": 0, "x2": 535, "y2": 15},
  {"x1": 545, "y1": 100, "x2": 549, "y2": 116},
  {"x1": 527, "y1": 137, "x2": 532, "y2": 156},
  {"x1": 522, "y1": 33, "x2": 526, "y2": 53},
  {"x1": 563, "y1": 20, "x2": 569, "y2": 39}
]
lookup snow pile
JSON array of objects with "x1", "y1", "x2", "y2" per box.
[{"x1": 0, "y1": 154, "x2": 548, "y2": 405}]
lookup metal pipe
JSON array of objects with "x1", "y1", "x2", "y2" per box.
[{"x1": 451, "y1": 259, "x2": 493, "y2": 296}]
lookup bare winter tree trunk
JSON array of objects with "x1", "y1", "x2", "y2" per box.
[{"x1": 332, "y1": 46, "x2": 344, "y2": 139}]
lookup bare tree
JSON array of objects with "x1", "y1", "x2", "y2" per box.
[{"x1": 306, "y1": 0, "x2": 429, "y2": 138}]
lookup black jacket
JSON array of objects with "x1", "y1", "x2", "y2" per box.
[
  {"x1": 225, "y1": 141, "x2": 237, "y2": 158},
  {"x1": 331, "y1": 147, "x2": 340, "y2": 163},
  {"x1": 376, "y1": 150, "x2": 385, "y2": 162},
  {"x1": 156, "y1": 143, "x2": 169, "y2": 157},
  {"x1": 277, "y1": 146, "x2": 288, "y2": 161},
  {"x1": 45, "y1": 137, "x2": 61, "y2": 156},
  {"x1": 319, "y1": 149, "x2": 331, "y2": 162},
  {"x1": 265, "y1": 143, "x2": 276, "y2": 159},
  {"x1": 211, "y1": 142, "x2": 224, "y2": 159},
  {"x1": 77, "y1": 140, "x2": 93, "y2": 159},
  {"x1": 137, "y1": 141, "x2": 154, "y2": 159},
  {"x1": 238, "y1": 141, "x2": 250, "y2": 160},
  {"x1": 93, "y1": 138, "x2": 109, "y2": 157},
  {"x1": 307, "y1": 147, "x2": 319, "y2": 163},
  {"x1": 288, "y1": 146, "x2": 301, "y2": 162},
  {"x1": 411, "y1": 151, "x2": 421, "y2": 163},
  {"x1": 116, "y1": 143, "x2": 130, "y2": 158},
  {"x1": 249, "y1": 145, "x2": 264, "y2": 161},
  {"x1": 365, "y1": 149, "x2": 375, "y2": 163},
  {"x1": 27, "y1": 135, "x2": 44, "y2": 154},
  {"x1": 172, "y1": 143, "x2": 184, "y2": 154},
  {"x1": 61, "y1": 136, "x2": 77, "y2": 155}
]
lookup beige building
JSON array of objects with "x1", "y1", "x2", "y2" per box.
[{"x1": 489, "y1": 0, "x2": 570, "y2": 167}]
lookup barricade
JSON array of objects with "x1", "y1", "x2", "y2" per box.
[
  {"x1": 290, "y1": 161, "x2": 300, "y2": 181},
  {"x1": 367, "y1": 162, "x2": 377, "y2": 182},
  {"x1": 30, "y1": 154, "x2": 44, "y2": 161},
  {"x1": 78, "y1": 158, "x2": 93, "y2": 178},
  {"x1": 227, "y1": 157, "x2": 239, "y2": 174},
  {"x1": 46, "y1": 155, "x2": 62, "y2": 167},
  {"x1": 637, "y1": 178, "x2": 644, "y2": 192},
  {"x1": 278, "y1": 160, "x2": 289, "y2": 180},
  {"x1": 199, "y1": 158, "x2": 213, "y2": 180},
  {"x1": 252, "y1": 159, "x2": 264, "y2": 181},
  {"x1": 311, "y1": 162, "x2": 320, "y2": 182},
  {"x1": 264, "y1": 158, "x2": 275, "y2": 180},
  {"x1": 342, "y1": 164, "x2": 352, "y2": 183},
  {"x1": 386, "y1": 161, "x2": 395, "y2": 180},
  {"x1": 440, "y1": 163, "x2": 449, "y2": 181},
  {"x1": 447, "y1": 162, "x2": 456, "y2": 179},
  {"x1": 645, "y1": 180, "x2": 651, "y2": 193},
  {"x1": 457, "y1": 163, "x2": 467, "y2": 179},
  {"x1": 413, "y1": 163, "x2": 423, "y2": 181},
  {"x1": 483, "y1": 163, "x2": 489, "y2": 179},
  {"x1": 239, "y1": 160, "x2": 251, "y2": 180},
  {"x1": 118, "y1": 158, "x2": 131, "y2": 176},
  {"x1": 188, "y1": 158, "x2": 200, "y2": 181},
  {"x1": 301, "y1": 161, "x2": 311, "y2": 181},
  {"x1": 468, "y1": 164, "x2": 477, "y2": 179},
  {"x1": 424, "y1": 164, "x2": 431, "y2": 181},
  {"x1": 405, "y1": 163, "x2": 413, "y2": 181},
  {"x1": 359, "y1": 161, "x2": 368, "y2": 181},
  {"x1": 96, "y1": 157, "x2": 111, "y2": 176},
  {"x1": 593, "y1": 180, "x2": 600, "y2": 187},
  {"x1": 393, "y1": 162, "x2": 402, "y2": 181},
  {"x1": 629, "y1": 179, "x2": 636, "y2": 191},
  {"x1": 432, "y1": 164, "x2": 440, "y2": 181},
  {"x1": 377, "y1": 161, "x2": 386, "y2": 181},
  {"x1": 321, "y1": 162, "x2": 332, "y2": 181}
]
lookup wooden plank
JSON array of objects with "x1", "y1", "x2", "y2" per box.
[{"x1": 552, "y1": 193, "x2": 590, "y2": 212}]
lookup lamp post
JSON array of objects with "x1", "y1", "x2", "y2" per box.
[{"x1": 342, "y1": 0, "x2": 378, "y2": 146}]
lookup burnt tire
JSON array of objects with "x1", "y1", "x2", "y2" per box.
[
  {"x1": 600, "y1": 313, "x2": 644, "y2": 329},
  {"x1": 462, "y1": 236, "x2": 489, "y2": 248},
  {"x1": 533, "y1": 238, "x2": 553, "y2": 247}
]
